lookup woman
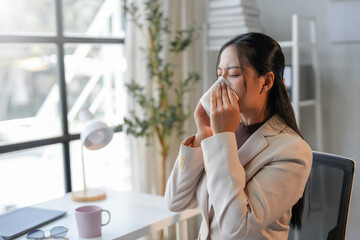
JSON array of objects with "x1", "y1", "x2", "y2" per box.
[{"x1": 165, "y1": 32, "x2": 312, "y2": 240}]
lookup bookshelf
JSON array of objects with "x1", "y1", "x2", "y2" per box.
[{"x1": 278, "y1": 14, "x2": 323, "y2": 151}]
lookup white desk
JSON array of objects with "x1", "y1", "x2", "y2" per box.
[{"x1": 15, "y1": 189, "x2": 200, "y2": 240}]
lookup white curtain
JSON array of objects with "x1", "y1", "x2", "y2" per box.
[
  {"x1": 124, "y1": 0, "x2": 160, "y2": 195},
  {"x1": 165, "y1": 0, "x2": 208, "y2": 177},
  {"x1": 124, "y1": 0, "x2": 206, "y2": 238},
  {"x1": 125, "y1": 0, "x2": 206, "y2": 195}
]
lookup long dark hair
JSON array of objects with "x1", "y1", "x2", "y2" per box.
[{"x1": 216, "y1": 32, "x2": 304, "y2": 229}]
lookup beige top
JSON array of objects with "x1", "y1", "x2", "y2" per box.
[{"x1": 165, "y1": 115, "x2": 312, "y2": 240}]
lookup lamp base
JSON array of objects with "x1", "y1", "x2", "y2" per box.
[{"x1": 71, "y1": 188, "x2": 106, "y2": 202}]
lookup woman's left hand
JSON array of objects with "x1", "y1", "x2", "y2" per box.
[{"x1": 210, "y1": 82, "x2": 241, "y2": 135}]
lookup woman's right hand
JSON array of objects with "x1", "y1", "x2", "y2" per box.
[{"x1": 192, "y1": 102, "x2": 213, "y2": 147}]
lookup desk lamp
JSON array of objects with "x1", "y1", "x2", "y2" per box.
[{"x1": 71, "y1": 108, "x2": 113, "y2": 202}]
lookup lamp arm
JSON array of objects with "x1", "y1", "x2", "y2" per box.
[{"x1": 81, "y1": 145, "x2": 87, "y2": 194}]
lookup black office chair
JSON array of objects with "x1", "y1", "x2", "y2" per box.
[{"x1": 288, "y1": 151, "x2": 355, "y2": 240}]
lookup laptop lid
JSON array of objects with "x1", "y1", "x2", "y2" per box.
[{"x1": 0, "y1": 207, "x2": 66, "y2": 239}]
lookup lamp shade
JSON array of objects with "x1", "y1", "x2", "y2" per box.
[
  {"x1": 79, "y1": 109, "x2": 113, "y2": 150},
  {"x1": 71, "y1": 109, "x2": 113, "y2": 202}
]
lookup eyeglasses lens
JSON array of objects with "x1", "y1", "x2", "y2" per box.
[
  {"x1": 50, "y1": 226, "x2": 68, "y2": 238},
  {"x1": 26, "y1": 230, "x2": 45, "y2": 239}
]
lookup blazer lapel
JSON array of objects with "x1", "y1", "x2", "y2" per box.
[
  {"x1": 237, "y1": 130, "x2": 268, "y2": 166},
  {"x1": 237, "y1": 115, "x2": 286, "y2": 167}
]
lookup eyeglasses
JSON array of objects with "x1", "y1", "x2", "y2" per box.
[{"x1": 25, "y1": 226, "x2": 68, "y2": 239}]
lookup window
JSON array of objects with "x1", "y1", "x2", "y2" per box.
[{"x1": 0, "y1": 0, "x2": 130, "y2": 213}]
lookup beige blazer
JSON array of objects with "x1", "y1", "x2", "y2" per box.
[{"x1": 165, "y1": 115, "x2": 312, "y2": 240}]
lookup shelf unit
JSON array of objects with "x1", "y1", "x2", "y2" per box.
[
  {"x1": 202, "y1": 14, "x2": 323, "y2": 151},
  {"x1": 278, "y1": 14, "x2": 323, "y2": 151}
]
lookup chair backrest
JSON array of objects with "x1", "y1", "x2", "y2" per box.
[{"x1": 288, "y1": 151, "x2": 355, "y2": 240}]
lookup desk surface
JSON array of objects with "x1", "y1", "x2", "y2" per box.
[{"x1": 14, "y1": 189, "x2": 200, "y2": 240}]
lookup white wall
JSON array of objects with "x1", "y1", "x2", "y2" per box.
[{"x1": 257, "y1": 0, "x2": 360, "y2": 238}]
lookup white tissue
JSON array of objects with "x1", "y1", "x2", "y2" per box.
[{"x1": 200, "y1": 76, "x2": 239, "y2": 117}]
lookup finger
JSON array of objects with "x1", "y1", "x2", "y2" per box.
[
  {"x1": 222, "y1": 82, "x2": 230, "y2": 107},
  {"x1": 210, "y1": 91, "x2": 216, "y2": 113},
  {"x1": 216, "y1": 82, "x2": 223, "y2": 108},
  {"x1": 227, "y1": 85, "x2": 236, "y2": 105}
]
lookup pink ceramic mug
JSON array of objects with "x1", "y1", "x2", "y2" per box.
[{"x1": 75, "y1": 205, "x2": 111, "y2": 238}]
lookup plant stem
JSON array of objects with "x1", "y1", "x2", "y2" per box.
[
  {"x1": 161, "y1": 149, "x2": 167, "y2": 196},
  {"x1": 154, "y1": 125, "x2": 168, "y2": 196}
]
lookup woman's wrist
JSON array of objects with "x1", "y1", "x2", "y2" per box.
[{"x1": 193, "y1": 131, "x2": 212, "y2": 147}]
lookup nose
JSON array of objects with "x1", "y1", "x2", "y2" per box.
[{"x1": 220, "y1": 73, "x2": 227, "y2": 79}]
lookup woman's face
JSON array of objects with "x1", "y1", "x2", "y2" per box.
[{"x1": 217, "y1": 45, "x2": 266, "y2": 115}]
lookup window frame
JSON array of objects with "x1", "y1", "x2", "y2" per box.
[{"x1": 0, "y1": 0, "x2": 125, "y2": 193}]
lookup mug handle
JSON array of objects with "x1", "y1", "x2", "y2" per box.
[{"x1": 101, "y1": 209, "x2": 111, "y2": 226}]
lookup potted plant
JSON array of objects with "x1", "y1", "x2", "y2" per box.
[{"x1": 124, "y1": 0, "x2": 200, "y2": 196}]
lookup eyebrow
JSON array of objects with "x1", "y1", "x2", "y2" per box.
[{"x1": 218, "y1": 66, "x2": 241, "y2": 70}]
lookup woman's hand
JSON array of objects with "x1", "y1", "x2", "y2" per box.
[
  {"x1": 192, "y1": 102, "x2": 213, "y2": 147},
  {"x1": 210, "y1": 82, "x2": 241, "y2": 135}
]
